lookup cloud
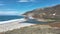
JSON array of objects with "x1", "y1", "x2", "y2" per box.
[
  {"x1": 0, "y1": 9, "x2": 18, "y2": 11},
  {"x1": 18, "y1": 0, "x2": 35, "y2": 2},
  {"x1": 0, "y1": 1, "x2": 5, "y2": 6},
  {"x1": 0, "y1": 11, "x2": 19, "y2": 15},
  {"x1": 0, "y1": 9, "x2": 20, "y2": 15},
  {"x1": 18, "y1": 0, "x2": 29, "y2": 2},
  {"x1": 0, "y1": 4, "x2": 5, "y2": 6}
]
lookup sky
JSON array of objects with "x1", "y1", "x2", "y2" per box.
[{"x1": 0, "y1": 0, "x2": 60, "y2": 15}]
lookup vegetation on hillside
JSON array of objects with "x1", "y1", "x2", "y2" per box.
[{"x1": 23, "y1": 5, "x2": 60, "y2": 22}]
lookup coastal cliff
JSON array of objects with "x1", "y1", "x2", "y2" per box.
[{"x1": 23, "y1": 5, "x2": 60, "y2": 19}]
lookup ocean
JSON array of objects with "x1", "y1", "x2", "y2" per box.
[
  {"x1": 0, "y1": 15, "x2": 48, "y2": 24},
  {"x1": 0, "y1": 15, "x2": 24, "y2": 21}
]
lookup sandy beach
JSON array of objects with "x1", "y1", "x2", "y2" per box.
[{"x1": 0, "y1": 18, "x2": 36, "y2": 32}]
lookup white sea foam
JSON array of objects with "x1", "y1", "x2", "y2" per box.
[{"x1": 0, "y1": 18, "x2": 26, "y2": 24}]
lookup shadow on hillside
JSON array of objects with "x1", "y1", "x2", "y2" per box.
[{"x1": 21, "y1": 19, "x2": 49, "y2": 24}]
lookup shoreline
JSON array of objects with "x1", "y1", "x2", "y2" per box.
[
  {"x1": 0, "y1": 18, "x2": 58, "y2": 32},
  {"x1": 0, "y1": 18, "x2": 27, "y2": 24},
  {"x1": 0, "y1": 18, "x2": 36, "y2": 32}
]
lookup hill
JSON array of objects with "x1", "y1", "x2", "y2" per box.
[{"x1": 23, "y1": 5, "x2": 60, "y2": 19}]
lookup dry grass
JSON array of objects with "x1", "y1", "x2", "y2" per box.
[
  {"x1": 0, "y1": 24, "x2": 60, "y2": 34},
  {"x1": 49, "y1": 22, "x2": 60, "y2": 27}
]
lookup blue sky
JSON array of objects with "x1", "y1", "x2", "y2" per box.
[{"x1": 0, "y1": 0, "x2": 60, "y2": 15}]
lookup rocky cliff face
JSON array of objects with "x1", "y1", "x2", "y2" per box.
[{"x1": 23, "y1": 5, "x2": 60, "y2": 19}]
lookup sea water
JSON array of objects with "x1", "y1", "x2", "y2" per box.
[
  {"x1": 0, "y1": 15, "x2": 24, "y2": 21},
  {"x1": 0, "y1": 15, "x2": 25, "y2": 24},
  {"x1": 0, "y1": 15, "x2": 48, "y2": 24}
]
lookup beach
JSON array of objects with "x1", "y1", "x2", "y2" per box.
[{"x1": 0, "y1": 18, "x2": 36, "y2": 32}]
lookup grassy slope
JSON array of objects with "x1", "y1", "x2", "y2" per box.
[{"x1": 1, "y1": 24, "x2": 60, "y2": 34}]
